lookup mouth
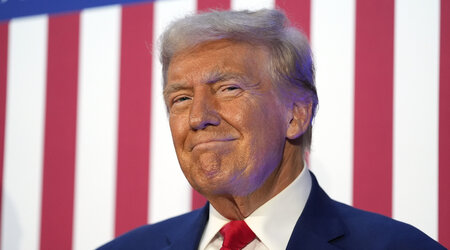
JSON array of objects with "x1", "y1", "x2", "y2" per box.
[{"x1": 190, "y1": 138, "x2": 236, "y2": 151}]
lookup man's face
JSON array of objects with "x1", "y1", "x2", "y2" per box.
[{"x1": 165, "y1": 40, "x2": 290, "y2": 197}]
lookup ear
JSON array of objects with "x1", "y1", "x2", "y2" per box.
[{"x1": 286, "y1": 102, "x2": 312, "y2": 140}]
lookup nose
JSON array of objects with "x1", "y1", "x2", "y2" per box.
[{"x1": 189, "y1": 91, "x2": 220, "y2": 130}]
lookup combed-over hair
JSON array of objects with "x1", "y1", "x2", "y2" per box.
[{"x1": 159, "y1": 9, "x2": 318, "y2": 152}]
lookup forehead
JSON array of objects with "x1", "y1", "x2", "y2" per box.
[{"x1": 166, "y1": 40, "x2": 271, "y2": 85}]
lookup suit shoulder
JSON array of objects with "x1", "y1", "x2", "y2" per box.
[
  {"x1": 332, "y1": 201, "x2": 445, "y2": 249},
  {"x1": 97, "y1": 209, "x2": 202, "y2": 250}
]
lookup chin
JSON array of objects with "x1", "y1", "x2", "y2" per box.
[{"x1": 202, "y1": 180, "x2": 259, "y2": 198}]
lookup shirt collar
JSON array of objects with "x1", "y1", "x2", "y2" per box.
[{"x1": 198, "y1": 166, "x2": 312, "y2": 250}]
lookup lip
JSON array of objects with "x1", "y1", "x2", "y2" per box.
[{"x1": 190, "y1": 138, "x2": 236, "y2": 151}]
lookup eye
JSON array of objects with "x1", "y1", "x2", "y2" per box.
[
  {"x1": 172, "y1": 96, "x2": 191, "y2": 104},
  {"x1": 220, "y1": 85, "x2": 241, "y2": 92}
]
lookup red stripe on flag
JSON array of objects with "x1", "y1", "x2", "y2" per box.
[
  {"x1": 40, "y1": 13, "x2": 79, "y2": 250},
  {"x1": 115, "y1": 2, "x2": 154, "y2": 236},
  {"x1": 353, "y1": 0, "x2": 394, "y2": 217},
  {"x1": 197, "y1": 0, "x2": 230, "y2": 11},
  {"x1": 276, "y1": 0, "x2": 311, "y2": 39},
  {"x1": 192, "y1": 189, "x2": 207, "y2": 210},
  {"x1": 0, "y1": 21, "x2": 8, "y2": 249},
  {"x1": 439, "y1": 0, "x2": 450, "y2": 247}
]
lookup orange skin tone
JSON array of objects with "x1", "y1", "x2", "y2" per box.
[{"x1": 164, "y1": 40, "x2": 311, "y2": 220}]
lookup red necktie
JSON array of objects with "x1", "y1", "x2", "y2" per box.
[{"x1": 219, "y1": 220, "x2": 256, "y2": 250}]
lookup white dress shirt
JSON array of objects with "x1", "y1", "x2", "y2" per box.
[{"x1": 198, "y1": 167, "x2": 312, "y2": 250}]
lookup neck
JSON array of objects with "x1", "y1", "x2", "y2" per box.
[{"x1": 206, "y1": 143, "x2": 304, "y2": 220}]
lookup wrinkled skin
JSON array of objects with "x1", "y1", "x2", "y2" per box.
[{"x1": 165, "y1": 40, "x2": 310, "y2": 219}]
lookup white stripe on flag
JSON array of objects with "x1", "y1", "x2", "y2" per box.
[
  {"x1": 1, "y1": 15, "x2": 48, "y2": 250},
  {"x1": 393, "y1": 0, "x2": 440, "y2": 239},
  {"x1": 73, "y1": 6, "x2": 121, "y2": 250},
  {"x1": 310, "y1": 0, "x2": 355, "y2": 205},
  {"x1": 231, "y1": 0, "x2": 275, "y2": 11},
  {"x1": 149, "y1": 0, "x2": 196, "y2": 224}
]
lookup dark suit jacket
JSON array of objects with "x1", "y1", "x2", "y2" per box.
[{"x1": 98, "y1": 173, "x2": 445, "y2": 250}]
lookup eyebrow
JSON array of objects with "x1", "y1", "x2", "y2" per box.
[
  {"x1": 163, "y1": 83, "x2": 187, "y2": 97},
  {"x1": 203, "y1": 69, "x2": 248, "y2": 85}
]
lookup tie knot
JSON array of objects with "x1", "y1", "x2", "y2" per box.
[{"x1": 219, "y1": 220, "x2": 256, "y2": 250}]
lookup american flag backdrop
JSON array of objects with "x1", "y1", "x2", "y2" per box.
[{"x1": 0, "y1": 0, "x2": 449, "y2": 249}]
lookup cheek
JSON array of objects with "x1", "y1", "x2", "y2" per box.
[
  {"x1": 244, "y1": 101, "x2": 287, "y2": 164},
  {"x1": 247, "y1": 104, "x2": 287, "y2": 141},
  {"x1": 169, "y1": 115, "x2": 189, "y2": 151}
]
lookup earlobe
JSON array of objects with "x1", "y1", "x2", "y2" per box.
[{"x1": 286, "y1": 103, "x2": 312, "y2": 140}]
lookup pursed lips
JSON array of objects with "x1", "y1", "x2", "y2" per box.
[{"x1": 189, "y1": 138, "x2": 236, "y2": 151}]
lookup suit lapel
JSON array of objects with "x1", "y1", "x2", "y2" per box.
[
  {"x1": 165, "y1": 204, "x2": 209, "y2": 250},
  {"x1": 287, "y1": 172, "x2": 346, "y2": 250}
]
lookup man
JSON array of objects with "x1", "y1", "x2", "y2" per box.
[{"x1": 99, "y1": 9, "x2": 444, "y2": 250}]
